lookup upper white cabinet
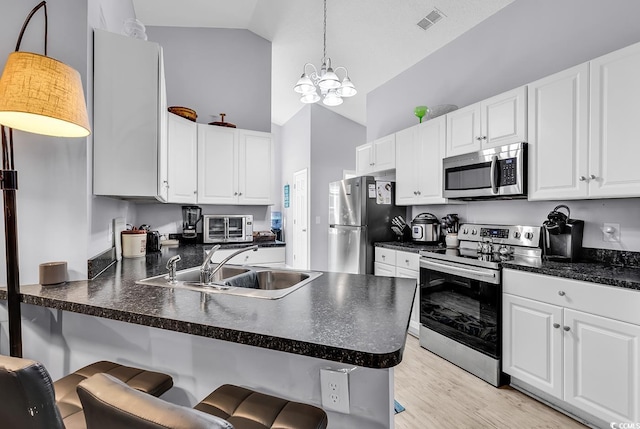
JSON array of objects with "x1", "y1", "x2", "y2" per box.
[
  {"x1": 529, "y1": 41, "x2": 640, "y2": 200},
  {"x1": 589, "y1": 42, "x2": 640, "y2": 198},
  {"x1": 446, "y1": 86, "x2": 527, "y2": 156},
  {"x1": 93, "y1": 29, "x2": 168, "y2": 201},
  {"x1": 356, "y1": 134, "x2": 396, "y2": 175},
  {"x1": 198, "y1": 125, "x2": 273, "y2": 205},
  {"x1": 528, "y1": 63, "x2": 589, "y2": 200},
  {"x1": 166, "y1": 113, "x2": 197, "y2": 203},
  {"x1": 503, "y1": 269, "x2": 640, "y2": 425},
  {"x1": 395, "y1": 116, "x2": 448, "y2": 205}
]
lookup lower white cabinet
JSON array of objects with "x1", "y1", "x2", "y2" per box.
[
  {"x1": 374, "y1": 248, "x2": 420, "y2": 337},
  {"x1": 206, "y1": 246, "x2": 285, "y2": 266},
  {"x1": 503, "y1": 269, "x2": 640, "y2": 425}
]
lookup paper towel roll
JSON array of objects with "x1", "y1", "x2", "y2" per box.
[{"x1": 39, "y1": 261, "x2": 68, "y2": 286}]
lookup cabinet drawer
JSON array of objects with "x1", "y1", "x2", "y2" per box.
[
  {"x1": 396, "y1": 251, "x2": 420, "y2": 271},
  {"x1": 374, "y1": 262, "x2": 396, "y2": 277},
  {"x1": 504, "y1": 269, "x2": 640, "y2": 325},
  {"x1": 375, "y1": 247, "x2": 396, "y2": 265}
]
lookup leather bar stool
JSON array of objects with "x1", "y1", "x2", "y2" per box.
[
  {"x1": 78, "y1": 373, "x2": 329, "y2": 429},
  {"x1": 0, "y1": 355, "x2": 173, "y2": 429}
]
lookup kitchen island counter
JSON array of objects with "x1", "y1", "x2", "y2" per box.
[{"x1": 0, "y1": 244, "x2": 416, "y2": 369}]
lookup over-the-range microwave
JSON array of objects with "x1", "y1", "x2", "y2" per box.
[
  {"x1": 443, "y1": 142, "x2": 527, "y2": 200},
  {"x1": 203, "y1": 215, "x2": 253, "y2": 243}
]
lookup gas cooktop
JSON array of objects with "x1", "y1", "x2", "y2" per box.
[{"x1": 420, "y1": 223, "x2": 543, "y2": 270}]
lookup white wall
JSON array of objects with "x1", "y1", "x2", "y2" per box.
[
  {"x1": 368, "y1": 0, "x2": 640, "y2": 252},
  {"x1": 145, "y1": 26, "x2": 271, "y2": 133},
  {"x1": 0, "y1": 0, "x2": 91, "y2": 284},
  {"x1": 309, "y1": 105, "x2": 365, "y2": 270}
]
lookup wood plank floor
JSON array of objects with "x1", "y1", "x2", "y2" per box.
[{"x1": 394, "y1": 335, "x2": 588, "y2": 428}]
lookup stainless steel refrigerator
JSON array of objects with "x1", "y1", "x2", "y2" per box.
[{"x1": 328, "y1": 176, "x2": 405, "y2": 274}]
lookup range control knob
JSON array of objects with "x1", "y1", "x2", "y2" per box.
[
  {"x1": 513, "y1": 231, "x2": 521, "y2": 239},
  {"x1": 524, "y1": 232, "x2": 534, "y2": 240},
  {"x1": 471, "y1": 229, "x2": 478, "y2": 235}
]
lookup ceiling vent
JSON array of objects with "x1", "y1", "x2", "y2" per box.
[{"x1": 417, "y1": 8, "x2": 445, "y2": 31}]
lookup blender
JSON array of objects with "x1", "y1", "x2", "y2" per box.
[{"x1": 181, "y1": 206, "x2": 201, "y2": 239}]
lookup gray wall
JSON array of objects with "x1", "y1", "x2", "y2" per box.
[
  {"x1": 367, "y1": 0, "x2": 640, "y2": 252},
  {"x1": 146, "y1": 26, "x2": 271, "y2": 132},
  {"x1": 309, "y1": 104, "x2": 365, "y2": 270}
]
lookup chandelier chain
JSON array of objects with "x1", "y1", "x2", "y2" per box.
[{"x1": 323, "y1": 0, "x2": 327, "y2": 60}]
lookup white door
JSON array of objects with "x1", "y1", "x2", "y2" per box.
[
  {"x1": 292, "y1": 169, "x2": 309, "y2": 270},
  {"x1": 394, "y1": 125, "x2": 419, "y2": 205},
  {"x1": 416, "y1": 115, "x2": 447, "y2": 203},
  {"x1": 564, "y1": 309, "x2": 640, "y2": 423},
  {"x1": 238, "y1": 130, "x2": 273, "y2": 205},
  {"x1": 355, "y1": 143, "x2": 373, "y2": 175},
  {"x1": 589, "y1": 41, "x2": 640, "y2": 198},
  {"x1": 197, "y1": 125, "x2": 237, "y2": 204},
  {"x1": 502, "y1": 294, "x2": 563, "y2": 399},
  {"x1": 372, "y1": 134, "x2": 396, "y2": 171},
  {"x1": 446, "y1": 103, "x2": 481, "y2": 156},
  {"x1": 527, "y1": 63, "x2": 589, "y2": 200}
]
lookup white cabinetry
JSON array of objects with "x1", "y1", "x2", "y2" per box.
[
  {"x1": 356, "y1": 134, "x2": 396, "y2": 175},
  {"x1": 93, "y1": 29, "x2": 168, "y2": 201},
  {"x1": 395, "y1": 116, "x2": 447, "y2": 205},
  {"x1": 373, "y1": 247, "x2": 420, "y2": 337},
  {"x1": 503, "y1": 269, "x2": 640, "y2": 425},
  {"x1": 446, "y1": 86, "x2": 527, "y2": 156},
  {"x1": 529, "y1": 41, "x2": 640, "y2": 200},
  {"x1": 197, "y1": 125, "x2": 273, "y2": 205},
  {"x1": 166, "y1": 113, "x2": 197, "y2": 203},
  {"x1": 207, "y1": 246, "x2": 285, "y2": 266}
]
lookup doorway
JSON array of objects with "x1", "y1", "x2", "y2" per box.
[{"x1": 292, "y1": 169, "x2": 309, "y2": 270}]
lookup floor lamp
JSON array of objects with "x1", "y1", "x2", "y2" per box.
[{"x1": 0, "y1": 1, "x2": 91, "y2": 357}]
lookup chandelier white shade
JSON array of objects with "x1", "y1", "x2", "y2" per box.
[{"x1": 293, "y1": 0, "x2": 356, "y2": 106}]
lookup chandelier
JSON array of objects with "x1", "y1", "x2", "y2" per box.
[{"x1": 293, "y1": 0, "x2": 356, "y2": 106}]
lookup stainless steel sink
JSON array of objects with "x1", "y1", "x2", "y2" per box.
[{"x1": 135, "y1": 265, "x2": 322, "y2": 299}]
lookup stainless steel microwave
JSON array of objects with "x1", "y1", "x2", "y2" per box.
[
  {"x1": 442, "y1": 142, "x2": 527, "y2": 200},
  {"x1": 203, "y1": 215, "x2": 253, "y2": 243}
]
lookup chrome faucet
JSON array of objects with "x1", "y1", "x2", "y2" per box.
[
  {"x1": 166, "y1": 255, "x2": 181, "y2": 284},
  {"x1": 200, "y1": 245, "x2": 258, "y2": 285}
]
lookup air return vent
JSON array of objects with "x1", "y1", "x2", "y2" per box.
[{"x1": 417, "y1": 8, "x2": 445, "y2": 30}]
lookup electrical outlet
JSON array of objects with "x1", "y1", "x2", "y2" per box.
[
  {"x1": 603, "y1": 223, "x2": 620, "y2": 242},
  {"x1": 320, "y1": 368, "x2": 350, "y2": 413}
]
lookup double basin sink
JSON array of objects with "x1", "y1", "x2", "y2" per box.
[{"x1": 136, "y1": 265, "x2": 322, "y2": 300}]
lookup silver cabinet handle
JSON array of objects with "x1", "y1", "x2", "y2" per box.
[
  {"x1": 238, "y1": 192, "x2": 242, "y2": 196},
  {"x1": 482, "y1": 136, "x2": 487, "y2": 140},
  {"x1": 590, "y1": 174, "x2": 597, "y2": 180},
  {"x1": 234, "y1": 192, "x2": 238, "y2": 196},
  {"x1": 416, "y1": 191, "x2": 421, "y2": 195},
  {"x1": 558, "y1": 291, "x2": 565, "y2": 296},
  {"x1": 579, "y1": 176, "x2": 586, "y2": 181},
  {"x1": 476, "y1": 137, "x2": 482, "y2": 141},
  {"x1": 563, "y1": 326, "x2": 571, "y2": 332},
  {"x1": 381, "y1": 255, "x2": 386, "y2": 259},
  {"x1": 193, "y1": 190, "x2": 197, "y2": 194},
  {"x1": 553, "y1": 323, "x2": 560, "y2": 329}
]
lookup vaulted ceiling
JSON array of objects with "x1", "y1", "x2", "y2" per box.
[{"x1": 133, "y1": 0, "x2": 513, "y2": 126}]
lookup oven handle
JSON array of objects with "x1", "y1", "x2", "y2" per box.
[
  {"x1": 490, "y1": 154, "x2": 498, "y2": 194},
  {"x1": 420, "y1": 258, "x2": 500, "y2": 284}
]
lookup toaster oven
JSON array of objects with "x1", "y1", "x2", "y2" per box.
[{"x1": 203, "y1": 215, "x2": 253, "y2": 243}]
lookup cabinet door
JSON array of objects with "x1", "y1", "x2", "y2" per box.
[
  {"x1": 589, "y1": 41, "x2": 640, "y2": 198},
  {"x1": 157, "y1": 49, "x2": 169, "y2": 202},
  {"x1": 238, "y1": 130, "x2": 273, "y2": 205},
  {"x1": 197, "y1": 125, "x2": 238, "y2": 204},
  {"x1": 93, "y1": 29, "x2": 161, "y2": 199},
  {"x1": 564, "y1": 309, "x2": 640, "y2": 423},
  {"x1": 167, "y1": 113, "x2": 197, "y2": 203},
  {"x1": 503, "y1": 294, "x2": 563, "y2": 399},
  {"x1": 394, "y1": 126, "x2": 420, "y2": 205},
  {"x1": 416, "y1": 116, "x2": 447, "y2": 203},
  {"x1": 373, "y1": 262, "x2": 396, "y2": 277},
  {"x1": 355, "y1": 143, "x2": 373, "y2": 175},
  {"x1": 481, "y1": 86, "x2": 527, "y2": 149},
  {"x1": 396, "y1": 265, "x2": 419, "y2": 338},
  {"x1": 446, "y1": 103, "x2": 481, "y2": 156},
  {"x1": 528, "y1": 63, "x2": 589, "y2": 200},
  {"x1": 372, "y1": 134, "x2": 396, "y2": 171}
]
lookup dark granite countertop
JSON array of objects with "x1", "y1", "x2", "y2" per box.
[
  {"x1": 0, "y1": 244, "x2": 415, "y2": 369},
  {"x1": 375, "y1": 241, "x2": 443, "y2": 253}
]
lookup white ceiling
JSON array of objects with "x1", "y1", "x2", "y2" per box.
[{"x1": 133, "y1": 0, "x2": 514, "y2": 126}]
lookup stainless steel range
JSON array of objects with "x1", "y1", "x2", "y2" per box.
[{"x1": 418, "y1": 223, "x2": 542, "y2": 386}]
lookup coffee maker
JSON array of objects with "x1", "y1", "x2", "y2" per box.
[
  {"x1": 542, "y1": 204, "x2": 584, "y2": 262},
  {"x1": 181, "y1": 205, "x2": 201, "y2": 239}
]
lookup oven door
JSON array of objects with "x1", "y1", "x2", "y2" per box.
[{"x1": 419, "y1": 258, "x2": 501, "y2": 358}]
